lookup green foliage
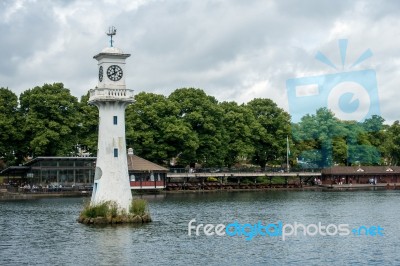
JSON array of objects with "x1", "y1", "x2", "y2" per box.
[
  {"x1": 384, "y1": 120, "x2": 400, "y2": 165},
  {"x1": 0, "y1": 87, "x2": 23, "y2": 165},
  {"x1": 19, "y1": 83, "x2": 81, "y2": 157},
  {"x1": 168, "y1": 88, "x2": 227, "y2": 167},
  {"x1": 126, "y1": 92, "x2": 198, "y2": 165},
  {"x1": 1, "y1": 83, "x2": 400, "y2": 168},
  {"x1": 206, "y1": 176, "x2": 218, "y2": 182},
  {"x1": 270, "y1": 176, "x2": 286, "y2": 184},
  {"x1": 246, "y1": 98, "x2": 291, "y2": 170},
  {"x1": 256, "y1": 176, "x2": 269, "y2": 184},
  {"x1": 220, "y1": 101, "x2": 255, "y2": 167},
  {"x1": 293, "y1": 108, "x2": 383, "y2": 167},
  {"x1": 109, "y1": 201, "x2": 119, "y2": 218},
  {"x1": 293, "y1": 108, "x2": 345, "y2": 167},
  {"x1": 129, "y1": 199, "x2": 148, "y2": 216},
  {"x1": 81, "y1": 201, "x2": 110, "y2": 218},
  {"x1": 80, "y1": 201, "x2": 127, "y2": 219},
  {"x1": 241, "y1": 178, "x2": 255, "y2": 184},
  {"x1": 77, "y1": 93, "x2": 98, "y2": 156},
  {"x1": 79, "y1": 200, "x2": 152, "y2": 225}
]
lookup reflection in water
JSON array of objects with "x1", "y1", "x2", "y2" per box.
[
  {"x1": 0, "y1": 191, "x2": 399, "y2": 265},
  {"x1": 89, "y1": 226, "x2": 136, "y2": 265}
]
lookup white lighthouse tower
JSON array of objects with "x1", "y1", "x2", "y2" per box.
[{"x1": 88, "y1": 27, "x2": 133, "y2": 211}]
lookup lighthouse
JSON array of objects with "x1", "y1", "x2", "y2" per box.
[{"x1": 88, "y1": 27, "x2": 133, "y2": 211}]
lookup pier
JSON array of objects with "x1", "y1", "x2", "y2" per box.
[
  {"x1": 167, "y1": 171, "x2": 321, "y2": 179},
  {"x1": 165, "y1": 170, "x2": 321, "y2": 191}
]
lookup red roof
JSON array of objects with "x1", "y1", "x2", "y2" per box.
[
  {"x1": 127, "y1": 155, "x2": 168, "y2": 173},
  {"x1": 322, "y1": 166, "x2": 400, "y2": 175}
]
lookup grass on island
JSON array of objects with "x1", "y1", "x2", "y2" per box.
[
  {"x1": 81, "y1": 201, "x2": 110, "y2": 218},
  {"x1": 79, "y1": 199, "x2": 151, "y2": 224},
  {"x1": 129, "y1": 198, "x2": 148, "y2": 216}
]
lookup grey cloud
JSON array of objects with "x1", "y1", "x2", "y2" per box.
[{"x1": 1, "y1": 0, "x2": 400, "y2": 123}]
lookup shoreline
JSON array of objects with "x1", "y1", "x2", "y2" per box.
[
  {"x1": 2, "y1": 183, "x2": 399, "y2": 200},
  {"x1": 159, "y1": 184, "x2": 398, "y2": 193},
  {"x1": 0, "y1": 191, "x2": 91, "y2": 200}
]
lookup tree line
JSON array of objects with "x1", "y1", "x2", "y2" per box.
[{"x1": 0, "y1": 83, "x2": 399, "y2": 170}]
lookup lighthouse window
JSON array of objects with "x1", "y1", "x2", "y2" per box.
[
  {"x1": 114, "y1": 148, "x2": 118, "y2": 157},
  {"x1": 113, "y1": 116, "x2": 118, "y2": 125}
]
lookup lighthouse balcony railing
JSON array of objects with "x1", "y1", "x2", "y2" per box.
[{"x1": 89, "y1": 88, "x2": 134, "y2": 102}]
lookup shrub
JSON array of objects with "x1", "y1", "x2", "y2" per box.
[
  {"x1": 206, "y1": 177, "x2": 218, "y2": 182},
  {"x1": 256, "y1": 176, "x2": 269, "y2": 184},
  {"x1": 79, "y1": 199, "x2": 152, "y2": 224},
  {"x1": 109, "y1": 201, "x2": 118, "y2": 218},
  {"x1": 271, "y1": 176, "x2": 286, "y2": 184},
  {"x1": 129, "y1": 199, "x2": 148, "y2": 216},
  {"x1": 241, "y1": 178, "x2": 254, "y2": 184},
  {"x1": 81, "y1": 201, "x2": 110, "y2": 218}
]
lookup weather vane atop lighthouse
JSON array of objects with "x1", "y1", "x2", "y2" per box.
[{"x1": 106, "y1": 26, "x2": 117, "y2": 47}]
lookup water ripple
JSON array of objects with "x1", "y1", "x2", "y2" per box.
[{"x1": 0, "y1": 191, "x2": 399, "y2": 265}]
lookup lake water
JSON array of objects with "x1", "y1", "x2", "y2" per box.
[{"x1": 0, "y1": 190, "x2": 399, "y2": 265}]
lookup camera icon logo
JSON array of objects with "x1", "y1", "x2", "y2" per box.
[
  {"x1": 287, "y1": 39, "x2": 380, "y2": 122},
  {"x1": 287, "y1": 39, "x2": 381, "y2": 167}
]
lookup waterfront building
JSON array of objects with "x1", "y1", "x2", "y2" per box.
[
  {"x1": 0, "y1": 157, "x2": 95, "y2": 189},
  {"x1": 0, "y1": 155, "x2": 167, "y2": 190},
  {"x1": 127, "y1": 148, "x2": 168, "y2": 189},
  {"x1": 321, "y1": 166, "x2": 400, "y2": 184}
]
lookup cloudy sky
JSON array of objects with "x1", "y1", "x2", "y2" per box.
[{"x1": 1, "y1": 0, "x2": 400, "y2": 123}]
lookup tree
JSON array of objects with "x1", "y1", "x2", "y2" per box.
[
  {"x1": 126, "y1": 92, "x2": 198, "y2": 165},
  {"x1": 337, "y1": 116, "x2": 392, "y2": 166},
  {"x1": 77, "y1": 92, "x2": 98, "y2": 156},
  {"x1": 383, "y1": 121, "x2": 400, "y2": 165},
  {"x1": 0, "y1": 88, "x2": 22, "y2": 166},
  {"x1": 344, "y1": 119, "x2": 381, "y2": 166},
  {"x1": 220, "y1": 101, "x2": 256, "y2": 167},
  {"x1": 246, "y1": 98, "x2": 291, "y2": 170},
  {"x1": 168, "y1": 88, "x2": 226, "y2": 167},
  {"x1": 361, "y1": 115, "x2": 386, "y2": 162},
  {"x1": 294, "y1": 108, "x2": 346, "y2": 167},
  {"x1": 294, "y1": 109, "x2": 384, "y2": 167},
  {"x1": 19, "y1": 83, "x2": 81, "y2": 156}
]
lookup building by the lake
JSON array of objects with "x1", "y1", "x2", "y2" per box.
[
  {"x1": 0, "y1": 152, "x2": 167, "y2": 190},
  {"x1": 321, "y1": 166, "x2": 400, "y2": 184}
]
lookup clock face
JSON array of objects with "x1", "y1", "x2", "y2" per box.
[
  {"x1": 107, "y1": 65, "x2": 123, "y2": 81},
  {"x1": 99, "y1": 66, "x2": 103, "y2": 82}
]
